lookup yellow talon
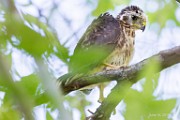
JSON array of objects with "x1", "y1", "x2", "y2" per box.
[{"x1": 98, "y1": 84, "x2": 105, "y2": 103}]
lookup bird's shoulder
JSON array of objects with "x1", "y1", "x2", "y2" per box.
[
  {"x1": 69, "y1": 13, "x2": 121, "y2": 73},
  {"x1": 76, "y1": 12, "x2": 121, "y2": 50}
]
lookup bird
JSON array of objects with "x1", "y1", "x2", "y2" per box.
[{"x1": 59, "y1": 5, "x2": 147, "y2": 102}]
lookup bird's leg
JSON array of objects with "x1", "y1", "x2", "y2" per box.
[
  {"x1": 97, "y1": 63, "x2": 127, "y2": 102},
  {"x1": 98, "y1": 84, "x2": 105, "y2": 103}
]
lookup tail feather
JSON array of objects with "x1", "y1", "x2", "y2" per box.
[
  {"x1": 57, "y1": 73, "x2": 83, "y2": 93},
  {"x1": 57, "y1": 73, "x2": 93, "y2": 94}
]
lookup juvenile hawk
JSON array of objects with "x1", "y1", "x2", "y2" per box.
[{"x1": 61, "y1": 5, "x2": 146, "y2": 101}]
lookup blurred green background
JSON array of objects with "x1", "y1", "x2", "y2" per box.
[{"x1": 0, "y1": 0, "x2": 180, "y2": 120}]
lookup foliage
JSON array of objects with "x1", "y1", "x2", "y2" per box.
[
  {"x1": 92, "y1": 0, "x2": 130, "y2": 16},
  {"x1": 0, "y1": 0, "x2": 179, "y2": 120},
  {"x1": 0, "y1": 1, "x2": 70, "y2": 119},
  {"x1": 124, "y1": 60, "x2": 176, "y2": 120},
  {"x1": 147, "y1": 0, "x2": 180, "y2": 28}
]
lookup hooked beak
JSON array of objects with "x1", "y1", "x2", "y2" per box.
[
  {"x1": 140, "y1": 26, "x2": 146, "y2": 32},
  {"x1": 141, "y1": 21, "x2": 146, "y2": 32}
]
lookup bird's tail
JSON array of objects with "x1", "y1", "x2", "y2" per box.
[{"x1": 57, "y1": 73, "x2": 93, "y2": 94}]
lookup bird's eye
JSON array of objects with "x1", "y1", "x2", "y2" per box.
[{"x1": 132, "y1": 15, "x2": 138, "y2": 21}]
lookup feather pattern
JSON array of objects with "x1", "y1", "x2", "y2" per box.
[
  {"x1": 58, "y1": 5, "x2": 146, "y2": 99},
  {"x1": 69, "y1": 13, "x2": 121, "y2": 73}
]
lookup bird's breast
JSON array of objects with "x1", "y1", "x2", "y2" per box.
[{"x1": 104, "y1": 34, "x2": 135, "y2": 68}]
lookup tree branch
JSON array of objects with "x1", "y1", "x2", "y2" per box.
[
  {"x1": 57, "y1": 46, "x2": 180, "y2": 120},
  {"x1": 88, "y1": 46, "x2": 180, "y2": 120},
  {"x1": 58, "y1": 46, "x2": 180, "y2": 94}
]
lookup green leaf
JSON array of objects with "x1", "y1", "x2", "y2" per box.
[
  {"x1": 92, "y1": 0, "x2": 114, "y2": 16},
  {"x1": 2, "y1": 74, "x2": 40, "y2": 106},
  {"x1": 46, "y1": 110, "x2": 54, "y2": 120},
  {"x1": 92, "y1": 0, "x2": 131, "y2": 16},
  {"x1": 124, "y1": 59, "x2": 176, "y2": 120},
  {"x1": 23, "y1": 14, "x2": 69, "y2": 62},
  {"x1": 139, "y1": 58, "x2": 161, "y2": 96},
  {"x1": 111, "y1": 0, "x2": 130, "y2": 5},
  {"x1": 35, "y1": 93, "x2": 49, "y2": 106},
  {"x1": 65, "y1": 92, "x2": 91, "y2": 119},
  {"x1": 4, "y1": 13, "x2": 69, "y2": 62},
  {"x1": 4, "y1": 16, "x2": 49, "y2": 57},
  {"x1": 124, "y1": 89, "x2": 176, "y2": 120},
  {"x1": 16, "y1": 74, "x2": 40, "y2": 97},
  {"x1": 147, "y1": 1, "x2": 179, "y2": 28},
  {"x1": 0, "y1": 104, "x2": 21, "y2": 120},
  {"x1": 143, "y1": 99, "x2": 176, "y2": 120}
]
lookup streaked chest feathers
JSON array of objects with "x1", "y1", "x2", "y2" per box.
[{"x1": 104, "y1": 26, "x2": 135, "y2": 68}]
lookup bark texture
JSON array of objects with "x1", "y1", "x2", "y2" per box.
[
  {"x1": 58, "y1": 46, "x2": 180, "y2": 94},
  {"x1": 57, "y1": 46, "x2": 180, "y2": 120}
]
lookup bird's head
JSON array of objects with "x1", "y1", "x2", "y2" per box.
[{"x1": 118, "y1": 5, "x2": 147, "y2": 31}]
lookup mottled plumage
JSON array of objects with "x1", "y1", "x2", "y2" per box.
[
  {"x1": 67, "y1": 5, "x2": 147, "y2": 101},
  {"x1": 70, "y1": 5, "x2": 146, "y2": 72},
  {"x1": 69, "y1": 13, "x2": 120, "y2": 73}
]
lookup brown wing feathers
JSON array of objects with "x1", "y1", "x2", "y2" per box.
[{"x1": 69, "y1": 13, "x2": 121, "y2": 73}]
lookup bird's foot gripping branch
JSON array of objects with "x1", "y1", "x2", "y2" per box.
[{"x1": 57, "y1": 46, "x2": 180, "y2": 120}]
